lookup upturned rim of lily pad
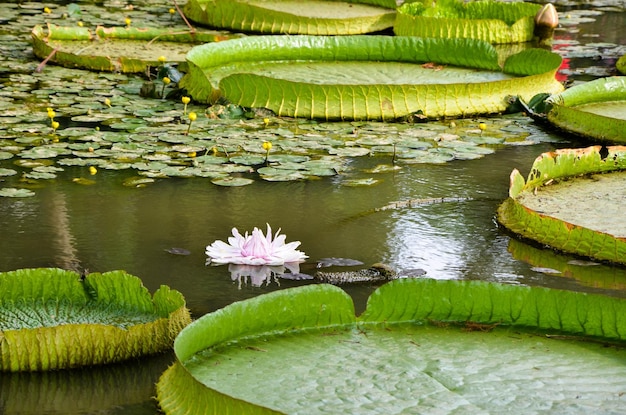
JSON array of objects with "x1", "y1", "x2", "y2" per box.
[
  {"x1": 542, "y1": 76, "x2": 626, "y2": 144},
  {"x1": 156, "y1": 278, "x2": 626, "y2": 414},
  {"x1": 497, "y1": 145, "x2": 626, "y2": 265},
  {"x1": 0, "y1": 268, "x2": 191, "y2": 372}
]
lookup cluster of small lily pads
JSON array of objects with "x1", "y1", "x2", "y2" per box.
[
  {"x1": 0, "y1": 0, "x2": 613, "y2": 197},
  {"x1": 0, "y1": 40, "x2": 545, "y2": 195}
]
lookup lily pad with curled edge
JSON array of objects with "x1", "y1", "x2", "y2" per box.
[
  {"x1": 394, "y1": 0, "x2": 542, "y2": 44},
  {"x1": 0, "y1": 268, "x2": 191, "y2": 372},
  {"x1": 31, "y1": 24, "x2": 242, "y2": 73},
  {"x1": 181, "y1": 35, "x2": 563, "y2": 120},
  {"x1": 156, "y1": 279, "x2": 626, "y2": 415},
  {"x1": 183, "y1": 0, "x2": 397, "y2": 35},
  {"x1": 541, "y1": 76, "x2": 626, "y2": 144},
  {"x1": 497, "y1": 145, "x2": 626, "y2": 265}
]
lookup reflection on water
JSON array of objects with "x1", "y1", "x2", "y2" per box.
[{"x1": 0, "y1": 352, "x2": 173, "y2": 414}]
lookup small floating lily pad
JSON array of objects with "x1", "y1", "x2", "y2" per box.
[
  {"x1": 183, "y1": 0, "x2": 397, "y2": 35},
  {"x1": 211, "y1": 176, "x2": 254, "y2": 186},
  {"x1": 394, "y1": 0, "x2": 542, "y2": 44},
  {"x1": 0, "y1": 188, "x2": 35, "y2": 198}
]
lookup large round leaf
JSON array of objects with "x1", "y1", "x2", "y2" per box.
[
  {"x1": 157, "y1": 279, "x2": 626, "y2": 414},
  {"x1": 181, "y1": 35, "x2": 563, "y2": 120},
  {"x1": 183, "y1": 0, "x2": 396, "y2": 35},
  {"x1": 0, "y1": 268, "x2": 191, "y2": 371},
  {"x1": 497, "y1": 145, "x2": 626, "y2": 265},
  {"x1": 543, "y1": 76, "x2": 626, "y2": 144},
  {"x1": 31, "y1": 24, "x2": 240, "y2": 73}
]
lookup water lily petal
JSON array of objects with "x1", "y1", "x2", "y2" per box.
[{"x1": 206, "y1": 224, "x2": 308, "y2": 266}]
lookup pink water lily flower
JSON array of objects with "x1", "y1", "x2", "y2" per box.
[{"x1": 206, "y1": 224, "x2": 308, "y2": 266}]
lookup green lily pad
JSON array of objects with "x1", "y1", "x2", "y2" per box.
[
  {"x1": 0, "y1": 268, "x2": 191, "y2": 371},
  {"x1": 394, "y1": 0, "x2": 542, "y2": 44},
  {"x1": 31, "y1": 24, "x2": 242, "y2": 73},
  {"x1": 497, "y1": 145, "x2": 626, "y2": 265},
  {"x1": 0, "y1": 168, "x2": 17, "y2": 177},
  {"x1": 183, "y1": 0, "x2": 396, "y2": 35},
  {"x1": 211, "y1": 176, "x2": 254, "y2": 186},
  {"x1": 157, "y1": 280, "x2": 626, "y2": 414},
  {"x1": 181, "y1": 35, "x2": 563, "y2": 120},
  {"x1": 542, "y1": 76, "x2": 626, "y2": 144},
  {"x1": 0, "y1": 188, "x2": 35, "y2": 198}
]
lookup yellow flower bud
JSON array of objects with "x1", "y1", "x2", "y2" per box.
[
  {"x1": 189, "y1": 151, "x2": 196, "y2": 158},
  {"x1": 104, "y1": 98, "x2": 111, "y2": 108},
  {"x1": 125, "y1": 17, "x2": 132, "y2": 27},
  {"x1": 43, "y1": 7, "x2": 51, "y2": 13},
  {"x1": 77, "y1": 21, "x2": 83, "y2": 27},
  {"x1": 158, "y1": 56, "x2": 167, "y2": 64},
  {"x1": 262, "y1": 141, "x2": 272, "y2": 151},
  {"x1": 188, "y1": 112, "x2": 197, "y2": 122},
  {"x1": 478, "y1": 123, "x2": 487, "y2": 131},
  {"x1": 162, "y1": 77, "x2": 171, "y2": 85},
  {"x1": 47, "y1": 109, "x2": 56, "y2": 119},
  {"x1": 169, "y1": 8, "x2": 176, "y2": 14},
  {"x1": 89, "y1": 166, "x2": 97, "y2": 175},
  {"x1": 181, "y1": 96, "x2": 191, "y2": 105},
  {"x1": 51, "y1": 121, "x2": 60, "y2": 131}
]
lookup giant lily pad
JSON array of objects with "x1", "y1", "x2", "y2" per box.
[
  {"x1": 183, "y1": 0, "x2": 397, "y2": 35},
  {"x1": 540, "y1": 76, "x2": 626, "y2": 143},
  {"x1": 31, "y1": 24, "x2": 241, "y2": 73},
  {"x1": 394, "y1": 0, "x2": 542, "y2": 44},
  {"x1": 157, "y1": 279, "x2": 626, "y2": 414},
  {"x1": 181, "y1": 35, "x2": 563, "y2": 120},
  {"x1": 0, "y1": 268, "x2": 191, "y2": 371},
  {"x1": 497, "y1": 145, "x2": 626, "y2": 265}
]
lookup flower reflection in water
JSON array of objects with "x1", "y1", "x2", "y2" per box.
[
  {"x1": 227, "y1": 262, "x2": 305, "y2": 288},
  {"x1": 206, "y1": 224, "x2": 308, "y2": 287}
]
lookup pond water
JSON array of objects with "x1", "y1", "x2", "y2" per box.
[{"x1": 1, "y1": 1, "x2": 626, "y2": 414}]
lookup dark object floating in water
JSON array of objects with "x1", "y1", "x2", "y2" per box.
[
  {"x1": 279, "y1": 272, "x2": 314, "y2": 281},
  {"x1": 315, "y1": 263, "x2": 395, "y2": 284},
  {"x1": 165, "y1": 248, "x2": 191, "y2": 256},
  {"x1": 316, "y1": 257, "x2": 364, "y2": 268}
]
